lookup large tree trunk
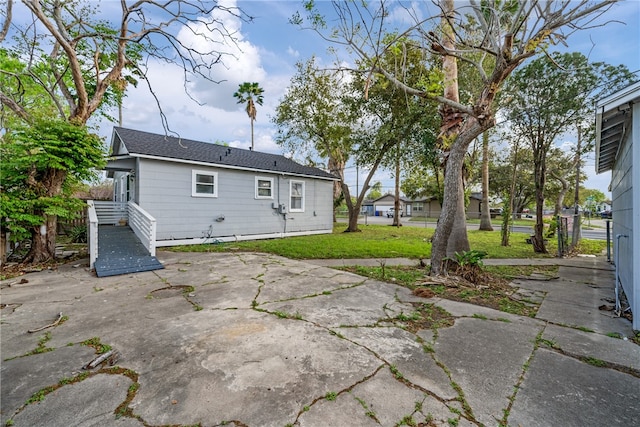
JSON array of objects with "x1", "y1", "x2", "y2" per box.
[
  {"x1": 25, "y1": 215, "x2": 57, "y2": 264},
  {"x1": 341, "y1": 183, "x2": 361, "y2": 233},
  {"x1": 446, "y1": 168, "x2": 469, "y2": 256},
  {"x1": 430, "y1": 0, "x2": 469, "y2": 274},
  {"x1": 24, "y1": 167, "x2": 67, "y2": 263},
  {"x1": 328, "y1": 157, "x2": 346, "y2": 223},
  {"x1": 431, "y1": 140, "x2": 471, "y2": 274},
  {"x1": 479, "y1": 131, "x2": 493, "y2": 231}
]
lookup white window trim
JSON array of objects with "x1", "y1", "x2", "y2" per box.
[
  {"x1": 255, "y1": 176, "x2": 274, "y2": 199},
  {"x1": 290, "y1": 180, "x2": 305, "y2": 212},
  {"x1": 192, "y1": 169, "x2": 218, "y2": 198}
]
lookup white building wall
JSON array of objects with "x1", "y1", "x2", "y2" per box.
[
  {"x1": 137, "y1": 159, "x2": 334, "y2": 242},
  {"x1": 611, "y1": 102, "x2": 640, "y2": 329}
]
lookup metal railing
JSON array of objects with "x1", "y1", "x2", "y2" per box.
[
  {"x1": 86, "y1": 200, "x2": 157, "y2": 269},
  {"x1": 128, "y1": 202, "x2": 157, "y2": 257}
]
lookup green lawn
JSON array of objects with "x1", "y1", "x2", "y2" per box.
[{"x1": 167, "y1": 224, "x2": 607, "y2": 260}]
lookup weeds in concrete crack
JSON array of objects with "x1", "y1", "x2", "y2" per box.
[
  {"x1": 328, "y1": 329, "x2": 345, "y2": 339},
  {"x1": 535, "y1": 327, "x2": 640, "y2": 378},
  {"x1": 584, "y1": 356, "x2": 607, "y2": 367},
  {"x1": 431, "y1": 358, "x2": 477, "y2": 423},
  {"x1": 499, "y1": 326, "x2": 546, "y2": 426},
  {"x1": 6, "y1": 331, "x2": 55, "y2": 361},
  {"x1": 251, "y1": 275, "x2": 266, "y2": 308},
  {"x1": 396, "y1": 415, "x2": 417, "y2": 426},
  {"x1": 537, "y1": 337, "x2": 559, "y2": 349},
  {"x1": 471, "y1": 313, "x2": 488, "y2": 320},
  {"x1": 268, "y1": 309, "x2": 304, "y2": 320},
  {"x1": 13, "y1": 362, "x2": 142, "y2": 426},
  {"x1": 180, "y1": 286, "x2": 204, "y2": 311},
  {"x1": 355, "y1": 396, "x2": 379, "y2": 422},
  {"x1": 294, "y1": 365, "x2": 386, "y2": 423},
  {"x1": 82, "y1": 337, "x2": 112, "y2": 354},
  {"x1": 390, "y1": 364, "x2": 405, "y2": 380}
]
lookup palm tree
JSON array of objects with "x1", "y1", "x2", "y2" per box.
[{"x1": 233, "y1": 82, "x2": 264, "y2": 150}]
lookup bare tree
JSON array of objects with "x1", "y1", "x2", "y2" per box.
[{"x1": 297, "y1": 0, "x2": 617, "y2": 274}]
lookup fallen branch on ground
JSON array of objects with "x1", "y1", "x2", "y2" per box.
[{"x1": 28, "y1": 312, "x2": 63, "y2": 333}]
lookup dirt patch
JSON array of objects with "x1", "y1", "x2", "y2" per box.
[
  {"x1": 413, "y1": 265, "x2": 539, "y2": 317},
  {"x1": 342, "y1": 264, "x2": 542, "y2": 318}
]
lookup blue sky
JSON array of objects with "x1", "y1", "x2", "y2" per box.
[{"x1": 16, "y1": 0, "x2": 639, "y2": 197}]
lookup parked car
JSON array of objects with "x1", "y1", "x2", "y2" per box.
[
  {"x1": 386, "y1": 208, "x2": 403, "y2": 218},
  {"x1": 600, "y1": 210, "x2": 612, "y2": 219}
]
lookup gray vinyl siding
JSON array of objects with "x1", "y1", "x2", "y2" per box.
[
  {"x1": 610, "y1": 102, "x2": 639, "y2": 329},
  {"x1": 136, "y1": 159, "x2": 333, "y2": 241}
]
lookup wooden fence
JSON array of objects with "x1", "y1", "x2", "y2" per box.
[{"x1": 57, "y1": 208, "x2": 88, "y2": 235}]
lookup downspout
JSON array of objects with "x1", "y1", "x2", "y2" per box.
[{"x1": 615, "y1": 234, "x2": 628, "y2": 316}]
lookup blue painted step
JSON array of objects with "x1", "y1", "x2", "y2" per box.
[{"x1": 95, "y1": 225, "x2": 163, "y2": 277}]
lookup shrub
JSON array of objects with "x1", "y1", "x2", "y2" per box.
[{"x1": 69, "y1": 225, "x2": 87, "y2": 243}]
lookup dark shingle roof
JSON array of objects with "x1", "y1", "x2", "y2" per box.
[{"x1": 112, "y1": 127, "x2": 338, "y2": 180}]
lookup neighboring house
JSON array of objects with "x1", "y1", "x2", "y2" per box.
[
  {"x1": 105, "y1": 127, "x2": 338, "y2": 246},
  {"x1": 594, "y1": 201, "x2": 612, "y2": 214},
  {"x1": 372, "y1": 194, "x2": 409, "y2": 216},
  {"x1": 407, "y1": 193, "x2": 482, "y2": 219},
  {"x1": 360, "y1": 199, "x2": 375, "y2": 216},
  {"x1": 405, "y1": 197, "x2": 441, "y2": 218},
  {"x1": 595, "y1": 81, "x2": 640, "y2": 330}
]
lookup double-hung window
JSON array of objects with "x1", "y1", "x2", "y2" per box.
[
  {"x1": 290, "y1": 180, "x2": 305, "y2": 212},
  {"x1": 255, "y1": 177, "x2": 274, "y2": 199},
  {"x1": 192, "y1": 170, "x2": 218, "y2": 197}
]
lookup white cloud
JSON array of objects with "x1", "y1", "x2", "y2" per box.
[
  {"x1": 287, "y1": 46, "x2": 300, "y2": 58},
  {"x1": 175, "y1": 0, "x2": 267, "y2": 112}
]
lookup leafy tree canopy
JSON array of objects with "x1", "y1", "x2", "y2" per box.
[{"x1": 1, "y1": 119, "x2": 105, "y2": 243}]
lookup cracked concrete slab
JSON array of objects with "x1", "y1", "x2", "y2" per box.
[
  {"x1": 434, "y1": 317, "x2": 544, "y2": 426},
  {"x1": 1, "y1": 345, "x2": 96, "y2": 421},
  {"x1": 1, "y1": 253, "x2": 638, "y2": 427},
  {"x1": 11, "y1": 373, "x2": 138, "y2": 427},
  {"x1": 339, "y1": 326, "x2": 458, "y2": 400},
  {"x1": 514, "y1": 276, "x2": 633, "y2": 336},
  {"x1": 508, "y1": 349, "x2": 640, "y2": 427},
  {"x1": 262, "y1": 280, "x2": 401, "y2": 328},
  {"x1": 542, "y1": 323, "x2": 640, "y2": 371}
]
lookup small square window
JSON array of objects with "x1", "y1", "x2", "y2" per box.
[
  {"x1": 290, "y1": 180, "x2": 305, "y2": 212},
  {"x1": 192, "y1": 170, "x2": 218, "y2": 197},
  {"x1": 255, "y1": 177, "x2": 274, "y2": 199}
]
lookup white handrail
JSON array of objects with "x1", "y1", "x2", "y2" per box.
[
  {"x1": 93, "y1": 201, "x2": 128, "y2": 225},
  {"x1": 128, "y1": 201, "x2": 157, "y2": 256},
  {"x1": 87, "y1": 200, "x2": 99, "y2": 269}
]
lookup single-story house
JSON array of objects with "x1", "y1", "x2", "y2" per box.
[
  {"x1": 371, "y1": 194, "x2": 412, "y2": 216},
  {"x1": 105, "y1": 127, "x2": 338, "y2": 246},
  {"x1": 595, "y1": 81, "x2": 640, "y2": 330},
  {"x1": 405, "y1": 193, "x2": 482, "y2": 219}
]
